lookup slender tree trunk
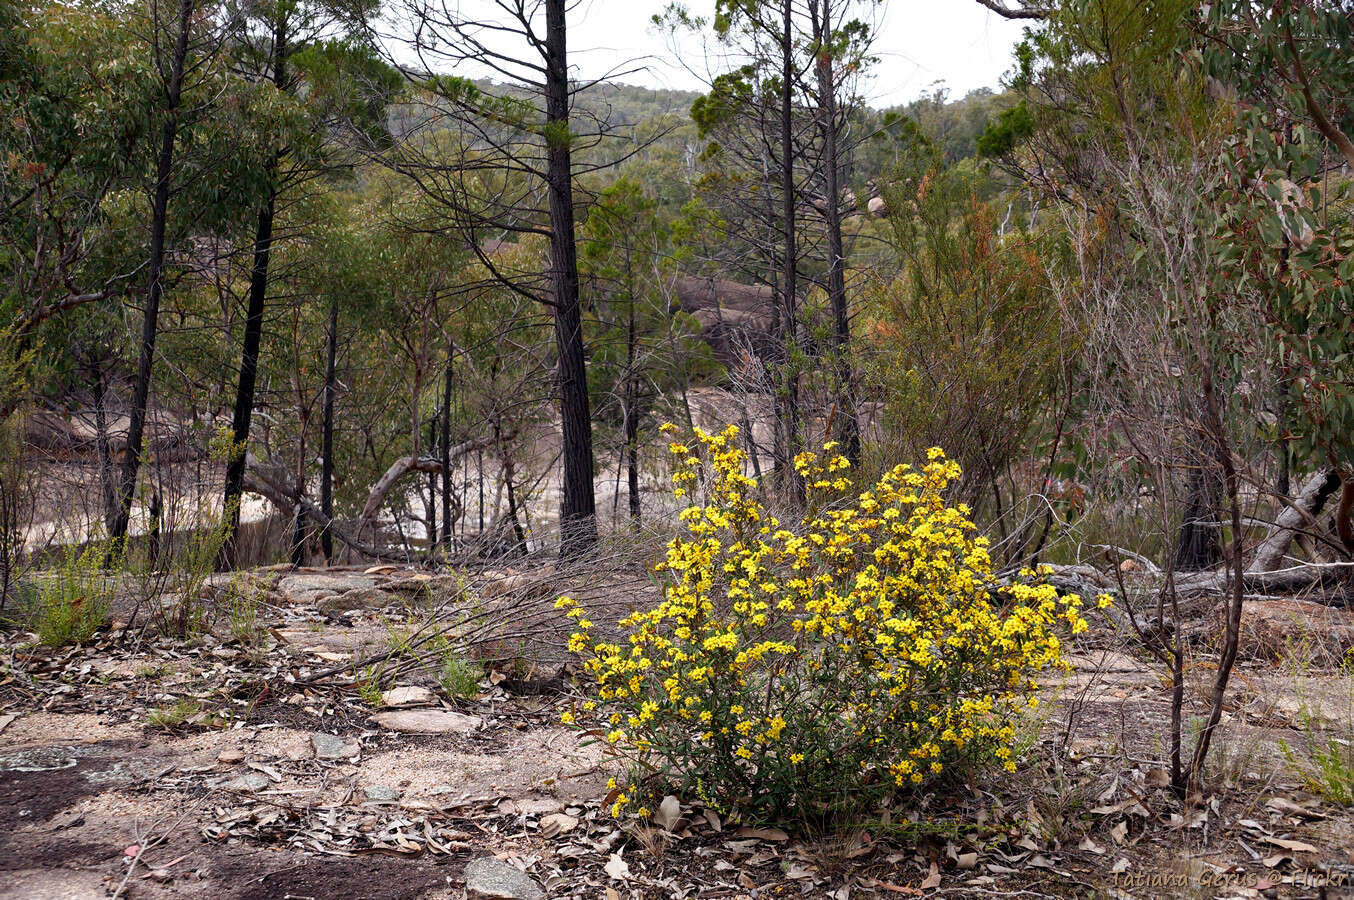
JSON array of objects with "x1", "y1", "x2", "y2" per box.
[
  {"x1": 147, "y1": 490, "x2": 163, "y2": 568},
  {"x1": 221, "y1": 13, "x2": 288, "y2": 568},
  {"x1": 814, "y1": 0, "x2": 859, "y2": 463},
  {"x1": 92, "y1": 361, "x2": 116, "y2": 532},
  {"x1": 425, "y1": 417, "x2": 437, "y2": 551},
  {"x1": 625, "y1": 294, "x2": 641, "y2": 521},
  {"x1": 290, "y1": 498, "x2": 306, "y2": 567},
  {"x1": 440, "y1": 341, "x2": 454, "y2": 547},
  {"x1": 220, "y1": 175, "x2": 277, "y2": 568},
  {"x1": 319, "y1": 295, "x2": 338, "y2": 562},
  {"x1": 109, "y1": 0, "x2": 196, "y2": 554},
  {"x1": 777, "y1": 0, "x2": 803, "y2": 504},
  {"x1": 544, "y1": 0, "x2": 597, "y2": 557}
]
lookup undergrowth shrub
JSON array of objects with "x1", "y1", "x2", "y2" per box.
[
  {"x1": 560, "y1": 424, "x2": 1108, "y2": 826},
  {"x1": 35, "y1": 542, "x2": 117, "y2": 646},
  {"x1": 1279, "y1": 660, "x2": 1354, "y2": 806}
]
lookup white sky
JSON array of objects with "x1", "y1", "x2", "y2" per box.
[{"x1": 563, "y1": 0, "x2": 1029, "y2": 107}]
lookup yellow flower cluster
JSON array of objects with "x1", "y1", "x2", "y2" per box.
[{"x1": 560, "y1": 425, "x2": 1108, "y2": 824}]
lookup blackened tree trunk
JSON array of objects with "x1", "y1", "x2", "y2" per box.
[
  {"x1": 290, "y1": 497, "x2": 306, "y2": 567},
  {"x1": 625, "y1": 299, "x2": 641, "y2": 522},
  {"x1": 776, "y1": 0, "x2": 803, "y2": 504},
  {"x1": 91, "y1": 360, "x2": 117, "y2": 531},
  {"x1": 109, "y1": 0, "x2": 196, "y2": 554},
  {"x1": 425, "y1": 416, "x2": 437, "y2": 550},
  {"x1": 544, "y1": 0, "x2": 597, "y2": 558},
  {"x1": 440, "y1": 343, "x2": 454, "y2": 547},
  {"x1": 1174, "y1": 464, "x2": 1222, "y2": 571},
  {"x1": 221, "y1": 15, "x2": 288, "y2": 568},
  {"x1": 813, "y1": 0, "x2": 859, "y2": 463},
  {"x1": 320, "y1": 294, "x2": 338, "y2": 562},
  {"x1": 220, "y1": 176, "x2": 276, "y2": 567}
]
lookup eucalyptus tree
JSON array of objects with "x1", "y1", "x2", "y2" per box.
[
  {"x1": 364, "y1": 0, "x2": 646, "y2": 558},
  {"x1": 217, "y1": 0, "x2": 398, "y2": 567},
  {"x1": 1197, "y1": 0, "x2": 1354, "y2": 553},
  {"x1": 0, "y1": 0, "x2": 155, "y2": 391},
  {"x1": 801, "y1": 0, "x2": 876, "y2": 462},
  {"x1": 665, "y1": 0, "x2": 878, "y2": 486},
  {"x1": 108, "y1": 0, "x2": 237, "y2": 551},
  {"x1": 580, "y1": 177, "x2": 716, "y2": 523}
]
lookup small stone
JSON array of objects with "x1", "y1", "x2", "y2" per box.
[
  {"x1": 370, "y1": 710, "x2": 483, "y2": 734},
  {"x1": 380, "y1": 686, "x2": 435, "y2": 708},
  {"x1": 364, "y1": 784, "x2": 401, "y2": 802},
  {"x1": 216, "y1": 748, "x2": 245, "y2": 766},
  {"x1": 463, "y1": 857, "x2": 544, "y2": 900},
  {"x1": 220, "y1": 772, "x2": 269, "y2": 792},
  {"x1": 539, "y1": 813, "x2": 579, "y2": 837},
  {"x1": 311, "y1": 733, "x2": 359, "y2": 760}
]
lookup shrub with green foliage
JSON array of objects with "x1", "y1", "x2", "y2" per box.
[
  {"x1": 34, "y1": 542, "x2": 115, "y2": 646},
  {"x1": 560, "y1": 425, "x2": 1107, "y2": 827}
]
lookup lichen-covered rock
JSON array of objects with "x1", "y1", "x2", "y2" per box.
[
  {"x1": 463, "y1": 858, "x2": 544, "y2": 900},
  {"x1": 316, "y1": 587, "x2": 399, "y2": 616}
]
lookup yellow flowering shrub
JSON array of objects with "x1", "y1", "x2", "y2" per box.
[{"x1": 559, "y1": 424, "x2": 1107, "y2": 825}]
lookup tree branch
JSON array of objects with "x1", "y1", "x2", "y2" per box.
[{"x1": 973, "y1": 0, "x2": 1047, "y2": 20}]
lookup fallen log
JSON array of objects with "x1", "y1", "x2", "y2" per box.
[
  {"x1": 1247, "y1": 469, "x2": 1340, "y2": 573},
  {"x1": 242, "y1": 466, "x2": 411, "y2": 562},
  {"x1": 356, "y1": 437, "x2": 496, "y2": 529}
]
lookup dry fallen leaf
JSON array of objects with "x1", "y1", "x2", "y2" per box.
[
  {"x1": 919, "y1": 862, "x2": 941, "y2": 890},
  {"x1": 1261, "y1": 837, "x2": 1319, "y2": 854},
  {"x1": 604, "y1": 853, "x2": 631, "y2": 881},
  {"x1": 654, "y1": 795, "x2": 682, "y2": 833},
  {"x1": 703, "y1": 808, "x2": 722, "y2": 833},
  {"x1": 1265, "y1": 797, "x2": 1325, "y2": 820},
  {"x1": 736, "y1": 825, "x2": 790, "y2": 842},
  {"x1": 539, "y1": 813, "x2": 578, "y2": 838}
]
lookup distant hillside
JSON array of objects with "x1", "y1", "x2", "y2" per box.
[{"x1": 575, "y1": 81, "x2": 702, "y2": 126}]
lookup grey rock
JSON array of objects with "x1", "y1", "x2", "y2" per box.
[
  {"x1": 220, "y1": 772, "x2": 270, "y2": 792},
  {"x1": 317, "y1": 587, "x2": 399, "y2": 617},
  {"x1": 311, "y1": 733, "x2": 359, "y2": 760},
  {"x1": 278, "y1": 574, "x2": 378, "y2": 605},
  {"x1": 463, "y1": 858, "x2": 544, "y2": 900},
  {"x1": 364, "y1": 784, "x2": 401, "y2": 802},
  {"x1": 385, "y1": 574, "x2": 461, "y2": 595},
  {"x1": 370, "y1": 709, "x2": 483, "y2": 734}
]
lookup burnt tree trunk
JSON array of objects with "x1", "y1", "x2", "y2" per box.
[
  {"x1": 109, "y1": 0, "x2": 196, "y2": 554},
  {"x1": 776, "y1": 0, "x2": 803, "y2": 504},
  {"x1": 440, "y1": 342, "x2": 454, "y2": 547},
  {"x1": 91, "y1": 360, "x2": 117, "y2": 531},
  {"x1": 319, "y1": 294, "x2": 338, "y2": 562},
  {"x1": 220, "y1": 172, "x2": 276, "y2": 567},
  {"x1": 544, "y1": 0, "x2": 597, "y2": 558},
  {"x1": 222, "y1": 10, "x2": 289, "y2": 568},
  {"x1": 625, "y1": 296, "x2": 641, "y2": 522},
  {"x1": 1174, "y1": 464, "x2": 1223, "y2": 572},
  {"x1": 813, "y1": 0, "x2": 859, "y2": 463}
]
